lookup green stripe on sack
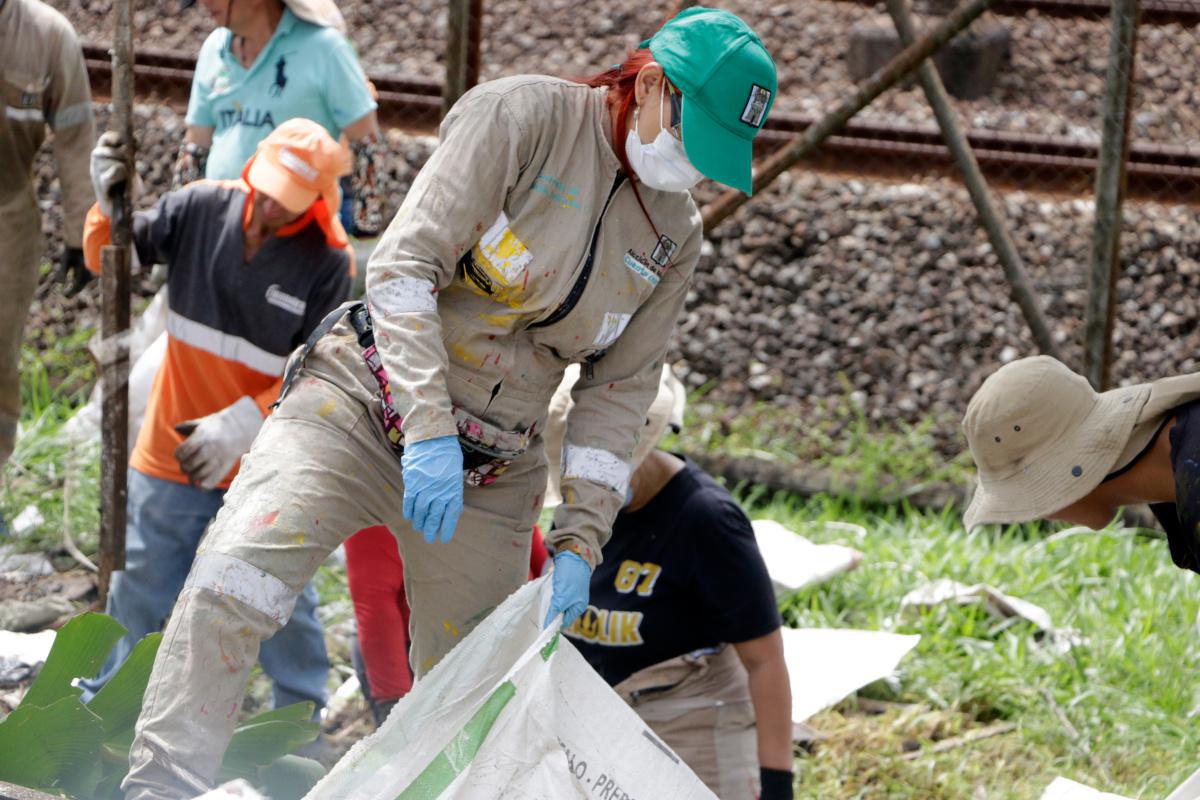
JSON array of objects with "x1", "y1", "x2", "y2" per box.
[
  {"x1": 540, "y1": 632, "x2": 559, "y2": 661},
  {"x1": 395, "y1": 680, "x2": 517, "y2": 800}
]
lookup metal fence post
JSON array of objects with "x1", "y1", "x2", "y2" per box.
[
  {"x1": 443, "y1": 0, "x2": 483, "y2": 117},
  {"x1": 886, "y1": 0, "x2": 1061, "y2": 361},
  {"x1": 1083, "y1": 0, "x2": 1140, "y2": 390},
  {"x1": 98, "y1": 0, "x2": 134, "y2": 604}
]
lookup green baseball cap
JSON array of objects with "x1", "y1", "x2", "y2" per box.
[{"x1": 642, "y1": 7, "x2": 777, "y2": 195}]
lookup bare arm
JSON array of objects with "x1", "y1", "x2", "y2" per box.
[
  {"x1": 341, "y1": 110, "x2": 380, "y2": 142},
  {"x1": 733, "y1": 629, "x2": 793, "y2": 772},
  {"x1": 185, "y1": 125, "x2": 214, "y2": 148}
]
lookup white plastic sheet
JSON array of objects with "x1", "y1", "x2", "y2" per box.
[
  {"x1": 781, "y1": 627, "x2": 919, "y2": 723},
  {"x1": 750, "y1": 519, "x2": 863, "y2": 599},
  {"x1": 306, "y1": 578, "x2": 715, "y2": 800}
]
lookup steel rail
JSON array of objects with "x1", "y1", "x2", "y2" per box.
[
  {"x1": 829, "y1": 0, "x2": 1200, "y2": 25},
  {"x1": 81, "y1": 44, "x2": 1200, "y2": 203}
]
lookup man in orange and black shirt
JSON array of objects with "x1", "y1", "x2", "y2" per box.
[{"x1": 79, "y1": 119, "x2": 351, "y2": 714}]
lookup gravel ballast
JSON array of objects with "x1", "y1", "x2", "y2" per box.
[{"x1": 28, "y1": 99, "x2": 1200, "y2": 457}]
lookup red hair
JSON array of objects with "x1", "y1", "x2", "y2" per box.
[{"x1": 573, "y1": 49, "x2": 674, "y2": 263}]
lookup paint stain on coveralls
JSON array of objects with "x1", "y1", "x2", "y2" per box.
[
  {"x1": 253, "y1": 510, "x2": 280, "y2": 529},
  {"x1": 316, "y1": 399, "x2": 337, "y2": 418},
  {"x1": 442, "y1": 619, "x2": 460, "y2": 637}
]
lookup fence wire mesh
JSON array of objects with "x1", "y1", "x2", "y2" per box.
[{"x1": 32, "y1": 0, "x2": 1200, "y2": 453}]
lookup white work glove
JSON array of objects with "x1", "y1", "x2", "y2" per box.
[
  {"x1": 90, "y1": 131, "x2": 130, "y2": 217},
  {"x1": 173, "y1": 396, "x2": 264, "y2": 490}
]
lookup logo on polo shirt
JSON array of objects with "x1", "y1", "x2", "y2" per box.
[
  {"x1": 740, "y1": 84, "x2": 771, "y2": 128},
  {"x1": 270, "y1": 56, "x2": 288, "y2": 97},
  {"x1": 265, "y1": 284, "x2": 306, "y2": 316}
]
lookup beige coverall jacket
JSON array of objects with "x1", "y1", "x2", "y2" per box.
[
  {"x1": 125, "y1": 75, "x2": 703, "y2": 799},
  {"x1": 0, "y1": 0, "x2": 94, "y2": 466}
]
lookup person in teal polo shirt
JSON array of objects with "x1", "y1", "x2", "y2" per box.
[{"x1": 177, "y1": 0, "x2": 385, "y2": 236}]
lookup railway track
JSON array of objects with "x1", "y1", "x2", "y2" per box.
[
  {"x1": 82, "y1": 44, "x2": 1200, "y2": 204},
  {"x1": 830, "y1": 0, "x2": 1200, "y2": 25}
]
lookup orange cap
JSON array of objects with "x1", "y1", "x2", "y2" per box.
[{"x1": 245, "y1": 118, "x2": 351, "y2": 215}]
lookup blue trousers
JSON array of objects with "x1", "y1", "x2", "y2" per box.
[{"x1": 81, "y1": 469, "x2": 329, "y2": 712}]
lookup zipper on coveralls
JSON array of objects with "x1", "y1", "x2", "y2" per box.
[{"x1": 526, "y1": 174, "x2": 624, "y2": 333}]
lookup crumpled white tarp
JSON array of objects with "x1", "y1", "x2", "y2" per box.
[
  {"x1": 900, "y1": 578, "x2": 1082, "y2": 652},
  {"x1": 751, "y1": 519, "x2": 863, "y2": 599},
  {"x1": 781, "y1": 627, "x2": 919, "y2": 723},
  {"x1": 1041, "y1": 766, "x2": 1200, "y2": 800}
]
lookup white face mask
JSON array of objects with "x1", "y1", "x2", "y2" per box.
[{"x1": 624, "y1": 82, "x2": 704, "y2": 193}]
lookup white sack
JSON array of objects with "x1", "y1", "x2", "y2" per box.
[{"x1": 306, "y1": 578, "x2": 715, "y2": 800}]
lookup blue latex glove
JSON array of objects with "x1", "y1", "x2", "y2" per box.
[
  {"x1": 401, "y1": 435, "x2": 464, "y2": 544},
  {"x1": 543, "y1": 551, "x2": 592, "y2": 629}
]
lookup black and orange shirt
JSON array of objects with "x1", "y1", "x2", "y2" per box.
[{"x1": 83, "y1": 180, "x2": 350, "y2": 487}]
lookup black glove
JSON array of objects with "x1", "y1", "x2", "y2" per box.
[
  {"x1": 52, "y1": 247, "x2": 93, "y2": 297},
  {"x1": 759, "y1": 767, "x2": 794, "y2": 800}
]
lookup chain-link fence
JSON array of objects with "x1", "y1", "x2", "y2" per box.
[{"x1": 33, "y1": 0, "x2": 1200, "y2": 457}]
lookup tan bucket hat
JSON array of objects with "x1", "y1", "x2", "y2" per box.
[
  {"x1": 543, "y1": 364, "x2": 686, "y2": 507},
  {"x1": 963, "y1": 356, "x2": 1200, "y2": 530}
]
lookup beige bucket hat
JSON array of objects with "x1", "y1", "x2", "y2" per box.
[
  {"x1": 962, "y1": 355, "x2": 1200, "y2": 530},
  {"x1": 543, "y1": 364, "x2": 686, "y2": 507}
]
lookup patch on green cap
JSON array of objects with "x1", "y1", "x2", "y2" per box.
[{"x1": 642, "y1": 7, "x2": 777, "y2": 194}]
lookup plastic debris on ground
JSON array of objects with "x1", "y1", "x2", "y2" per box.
[
  {"x1": 0, "y1": 545, "x2": 54, "y2": 576},
  {"x1": 900, "y1": 578, "x2": 1082, "y2": 653},
  {"x1": 751, "y1": 519, "x2": 864, "y2": 598},
  {"x1": 0, "y1": 628, "x2": 56, "y2": 688},
  {"x1": 1042, "y1": 765, "x2": 1200, "y2": 800},
  {"x1": 10, "y1": 505, "x2": 44, "y2": 537},
  {"x1": 782, "y1": 627, "x2": 920, "y2": 724},
  {"x1": 0, "y1": 596, "x2": 76, "y2": 632}
]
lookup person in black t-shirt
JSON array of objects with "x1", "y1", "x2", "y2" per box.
[
  {"x1": 963, "y1": 356, "x2": 1200, "y2": 574},
  {"x1": 545, "y1": 365, "x2": 793, "y2": 800}
]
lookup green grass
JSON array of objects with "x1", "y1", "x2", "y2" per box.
[
  {"x1": 7, "y1": 331, "x2": 1199, "y2": 799},
  {"x1": 665, "y1": 379, "x2": 974, "y2": 495},
  {"x1": 751, "y1": 492, "x2": 1200, "y2": 799},
  {"x1": 2, "y1": 327, "x2": 100, "y2": 556}
]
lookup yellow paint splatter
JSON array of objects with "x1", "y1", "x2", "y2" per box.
[
  {"x1": 449, "y1": 342, "x2": 478, "y2": 364},
  {"x1": 442, "y1": 619, "x2": 460, "y2": 637},
  {"x1": 316, "y1": 399, "x2": 337, "y2": 418}
]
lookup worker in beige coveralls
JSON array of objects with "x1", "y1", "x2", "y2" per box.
[
  {"x1": 0, "y1": 0, "x2": 95, "y2": 484},
  {"x1": 123, "y1": 8, "x2": 778, "y2": 798}
]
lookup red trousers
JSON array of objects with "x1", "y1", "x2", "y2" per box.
[{"x1": 345, "y1": 524, "x2": 548, "y2": 702}]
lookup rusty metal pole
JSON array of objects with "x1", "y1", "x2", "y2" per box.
[
  {"x1": 443, "y1": 0, "x2": 478, "y2": 116},
  {"x1": 1084, "y1": 0, "x2": 1140, "y2": 389},
  {"x1": 886, "y1": 0, "x2": 1061, "y2": 361},
  {"x1": 701, "y1": 0, "x2": 997, "y2": 232},
  {"x1": 98, "y1": 0, "x2": 134, "y2": 604}
]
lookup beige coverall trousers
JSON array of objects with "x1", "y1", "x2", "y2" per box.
[
  {"x1": 0, "y1": 191, "x2": 43, "y2": 469},
  {"x1": 615, "y1": 645, "x2": 760, "y2": 800},
  {"x1": 124, "y1": 365, "x2": 546, "y2": 799}
]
